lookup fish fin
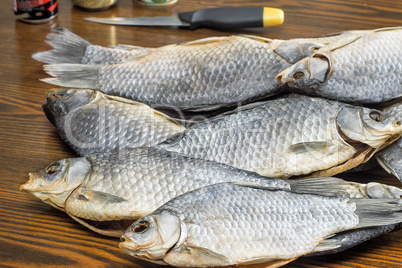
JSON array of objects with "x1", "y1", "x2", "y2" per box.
[
  {"x1": 287, "y1": 141, "x2": 334, "y2": 154},
  {"x1": 165, "y1": 245, "x2": 230, "y2": 267},
  {"x1": 76, "y1": 189, "x2": 127, "y2": 203},
  {"x1": 238, "y1": 34, "x2": 273, "y2": 43},
  {"x1": 67, "y1": 213, "x2": 130, "y2": 237},
  {"x1": 103, "y1": 93, "x2": 185, "y2": 128},
  {"x1": 42, "y1": 64, "x2": 100, "y2": 89},
  {"x1": 110, "y1": 44, "x2": 148, "y2": 50},
  {"x1": 376, "y1": 154, "x2": 401, "y2": 181},
  {"x1": 32, "y1": 27, "x2": 91, "y2": 64},
  {"x1": 322, "y1": 33, "x2": 364, "y2": 52},
  {"x1": 308, "y1": 148, "x2": 370, "y2": 178},
  {"x1": 238, "y1": 257, "x2": 298, "y2": 267},
  {"x1": 353, "y1": 199, "x2": 402, "y2": 229},
  {"x1": 287, "y1": 177, "x2": 358, "y2": 197},
  {"x1": 177, "y1": 36, "x2": 229, "y2": 47},
  {"x1": 307, "y1": 224, "x2": 401, "y2": 256},
  {"x1": 372, "y1": 26, "x2": 402, "y2": 33},
  {"x1": 181, "y1": 103, "x2": 230, "y2": 112}
]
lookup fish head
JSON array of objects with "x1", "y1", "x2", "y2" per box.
[
  {"x1": 120, "y1": 210, "x2": 184, "y2": 263},
  {"x1": 337, "y1": 106, "x2": 402, "y2": 148},
  {"x1": 43, "y1": 88, "x2": 95, "y2": 126},
  {"x1": 276, "y1": 54, "x2": 330, "y2": 92},
  {"x1": 20, "y1": 157, "x2": 91, "y2": 210}
]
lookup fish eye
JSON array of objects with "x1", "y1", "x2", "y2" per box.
[
  {"x1": 133, "y1": 221, "x2": 149, "y2": 233},
  {"x1": 393, "y1": 120, "x2": 401, "y2": 127},
  {"x1": 293, "y1": 71, "x2": 305, "y2": 80},
  {"x1": 45, "y1": 162, "x2": 61, "y2": 175},
  {"x1": 369, "y1": 111, "x2": 384, "y2": 122}
]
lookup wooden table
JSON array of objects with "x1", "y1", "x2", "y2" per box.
[{"x1": 1, "y1": 0, "x2": 401, "y2": 267}]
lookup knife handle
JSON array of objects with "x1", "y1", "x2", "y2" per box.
[{"x1": 178, "y1": 6, "x2": 284, "y2": 30}]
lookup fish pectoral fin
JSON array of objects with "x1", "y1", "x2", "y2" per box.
[
  {"x1": 165, "y1": 245, "x2": 230, "y2": 267},
  {"x1": 287, "y1": 141, "x2": 335, "y2": 154},
  {"x1": 79, "y1": 190, "x2": 127, "y2": 204}
]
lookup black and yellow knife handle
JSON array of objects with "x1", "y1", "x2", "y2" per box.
[{"x1": 178, "y1": 6, "x2": 284, "y2": 30}]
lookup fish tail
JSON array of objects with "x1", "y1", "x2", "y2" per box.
[
  {"x1": 42, "y1": 64, "x2": 100, "y2": 89},
  {"x1": 32, "y1": 27, "x2": 91, "y2": 64},
  {"x1": 353, "y1": 199, "x2": 402, "y2": 229}
]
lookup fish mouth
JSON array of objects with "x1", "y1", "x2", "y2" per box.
[
  {"x1": 119, "y1": 237, "x2": 140, "y2": 253},
  {"x1": 20, "y1": 173, "x2": 40, "y2": 195}
]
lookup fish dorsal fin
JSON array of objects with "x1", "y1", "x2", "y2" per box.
[
  {"x1": 372, "y1": 26, "x2": 402, "y2": 33},
  {"x1": 165, "y1": 245, "x2": 230, "y2": 267},
  {"x1": 177, "y1": 36, "x2": 229, "y2": 47},
  {"x1": 322, "y1": 33, "x2": 365, "y2": 52},
  {"x1": 287, "y1": 141, "x2": 334, "y2": 154},
  {"x1": 103, "y1": 94, "x2": 185, "y2": 128},
  {"x1": 239, "y1": 34, "x2": 273, "y2": 43},
  {"x1": 110, "y1": 44, "x2": 149, "y2": 51},
  {"x1": 323, "y1": 27, "x2": 402, "y2": 52}
]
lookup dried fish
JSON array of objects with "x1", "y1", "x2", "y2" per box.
[
  {"x1": 120, "y1": 183, "x2": 402, "y2": 267},
  {"x1": 158, "y1": 94, "x2": 402, "y2": 178},
  {"x1": 40, "y1": 34, "x2": 326, "y2": 111}
]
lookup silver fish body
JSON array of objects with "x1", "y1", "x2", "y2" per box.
[
  {"x1": 159, "y1": 94, "x2": 402, "y2": 178},
  {"x1": 278, "y1": 28, "x2": 402, "y2": 103},
  {"x1": 120, "y1": 183, "x2": 402, "y2": 267},
  {"x1": 32, "y1": 27, "x2": 153, "y2": 65},
  {"x1": 41, "y1": 35, "x2": 326, "y2": 111},
  {"x1": 21, "y1": 147, "x2": 289, "y2": 236},
  {"x1": 43, "y1": 88, "x2": 185, "y2": 156}
]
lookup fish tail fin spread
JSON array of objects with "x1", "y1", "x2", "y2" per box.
[
  {"x1": 32, "y1": 27, "x2": 92, "y2": 64},
  {"x1": 42, "y1": 64, "x2": 100, "y2": 89},
  {"x1": 353, "y1": 199, "x2": 402, "y2": 229}
]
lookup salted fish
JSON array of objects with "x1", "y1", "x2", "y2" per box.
[
  {"x1": 158, "y1": 94, "x2": 402, "y2": 178},
  {"x1": 40, "y1": 34, "x2": 327, "y2": 111},
  {"x1": 120, "y1": 182, "x2": 402, "y2": 267}
]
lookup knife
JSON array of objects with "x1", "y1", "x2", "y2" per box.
[{"x1": 84, "y1": 6, "x2": 284, "y2": 30}]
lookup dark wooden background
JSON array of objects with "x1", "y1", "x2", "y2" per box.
[{"x1": 1, "y1": 0, "x2": 401, "y2": 267}]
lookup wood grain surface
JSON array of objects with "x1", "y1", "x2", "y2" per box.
[{"x1": 1, "y1": 0, "x2": 402, "y2": 267}]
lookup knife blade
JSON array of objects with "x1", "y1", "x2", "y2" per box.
[{"x1": 85, "y1": 6, "x2": 284, "y2": 30}]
